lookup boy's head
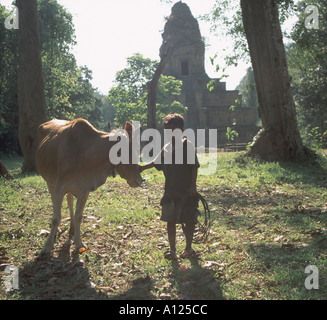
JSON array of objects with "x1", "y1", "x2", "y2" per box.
[{"x1": 163, "y1": 113, "x2": 184, "y2": 130}]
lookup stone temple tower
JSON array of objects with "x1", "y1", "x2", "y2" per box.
[
  {"x1": 160, "y1": 1, "x2": 209, "y2": 128},
  {"x1": 159, "y1": 1, "x2": 260, "y2": 145},
  {"x1": 160, "y1": 1, "x2": 208, "y2": 80}
]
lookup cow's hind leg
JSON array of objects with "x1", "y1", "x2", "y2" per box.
[
  {"x1": 40, "y1": 185, "x2": 65, "y2": 256},
  {"x1": 73, "y1": 192, "x2": 89, "y2": 251},
  {"x1": 66, "y1": 193, "x2": 75, "y2": 240}
]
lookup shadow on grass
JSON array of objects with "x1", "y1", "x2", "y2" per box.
[
  {"x1": 169, "y1": 258, "x2": 224, "y2": 300},
  {"x1": 17, "y1": 243, "x2": 108, "y2": 300},
  {"x1": 238, "y1": 152, "x2": 327, "y2": 189},
  {"x1": 273, "y1": 152, "x2": 327, "y2": 188},
  {"x1": 16, "y1": 240, "x2": 158, "y2": 300},
  {"x1": 113, "y1": 275, "x2": 157, "y2": 300}
]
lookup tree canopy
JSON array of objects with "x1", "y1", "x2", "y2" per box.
[
  {"x1": 0, "y1": 0, "x2": 104, "y2": 154},
  {"x1": 107, "y1": 53, "x2": 187, "y2": 127},
  {"x1": 1, "y1": 0, "x2": 326, "y2": 157},
  {"x1": 287, "y1": 0, "x2": 327, "y2": 148},
  {"x1": 205, "y1": 0, "x2": 326, "y2": 152}
]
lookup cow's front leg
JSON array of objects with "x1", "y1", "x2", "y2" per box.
[
  {"x1": 40, "y1": 187, "x2": 64, "y2": 256},
  {"x1": 74, "y1": 192, "x2": 89, "y2": 251}
]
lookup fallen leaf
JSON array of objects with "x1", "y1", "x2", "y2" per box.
[
  {"x1": 274, "y1": 235, "x2": 283, "y2": 242},
  {"x1": 112, "y1": 262, "x2": 124, "y2": 268},
  {"x1": 178, "y1": 265, "x2": 188, "y2": 271},
  {"x1": 97, "y1": 286, "x2": 114, "y2": 292},
  {"x1": 123, "y1": 231, "x2": 133, "y2": 239},
  {"x1": 211, "y1": 242, "x2": 221, "y2": 247},
  {"x1": 85, "y1": 281, "x2": 96, "y2": 289},
  {"x1": 203, "y1": 261, "x2": 220, "y2": 268},
  {"x1": 39, "y1": 229, "x2": 50, "y2": 236},
  {"x1": 78, "y1": 247, "x2": 89, "y2": 254}
]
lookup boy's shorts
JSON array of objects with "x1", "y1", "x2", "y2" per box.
[{"x1": 161, "y1": 200, "x2": 199, "y2": 224}]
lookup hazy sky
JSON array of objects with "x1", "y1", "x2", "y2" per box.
[
  {"x1": 55, "y1": 0, "x2": 250, "y2": 94},
  {"x1": 1, "y1": 0, "x2": 252, "y2": 94}
]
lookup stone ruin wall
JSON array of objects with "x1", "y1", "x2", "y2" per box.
[{"x1": 160, "y1": 1, "x2": 261, "y2": 147}]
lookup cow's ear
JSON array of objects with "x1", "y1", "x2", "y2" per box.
[{"x1": 124, "y1": 121, "x2": 133, "y2": 135}]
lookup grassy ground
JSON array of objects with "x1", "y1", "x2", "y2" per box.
[{"x1": 0, "y1": 151, "x2": 327, "y2": 300}]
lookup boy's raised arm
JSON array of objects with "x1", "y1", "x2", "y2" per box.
[{"x1": 139, "y1": 162, "x2": 155, "y2": 173}]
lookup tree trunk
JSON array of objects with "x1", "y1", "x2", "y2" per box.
[
  {"x1": 16, "y1": 0, "x2": 47, "y2": 172},
  {"x1": 0, "y1": 161, "x2": 12, "y2": 180},
  {"x1": 241, "y1": 0, "x2": 307, "y2": 161},
  {"x1": 147, "y1": 45, "x2": 174, "y2": 128}
]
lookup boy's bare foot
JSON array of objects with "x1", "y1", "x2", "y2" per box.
[
  {"x1": 180, "y1": 249, "x2": 199, "y2": 259},
  {"x1": 164, "y1": 249, "x2": 178, "y2": 260}
]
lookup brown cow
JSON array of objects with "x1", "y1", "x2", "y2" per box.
[{"x1": 36, "y1": 118, "x2": 142, "y2": 256}]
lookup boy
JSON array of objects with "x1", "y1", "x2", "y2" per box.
[{"x1": 140, "y1": 113, "x2": 200, "y2": 260}]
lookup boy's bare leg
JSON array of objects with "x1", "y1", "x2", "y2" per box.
[
  {"x1": 184, "y1": 222, "x2": 195, "y2": 252},
  {"x1": 180, "y1": 222, "x2": 198, "y2": 258},
  {"x1": 167, "y1": 222, "x2": 177, "y2": 259}
]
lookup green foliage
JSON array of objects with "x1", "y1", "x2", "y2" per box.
[
  {"x1": 114, "y1": 54, "x2": 158, "y2": 98},
  {"x1": 287, "y1": 0, "x2": 327, "y2": 148},
  {"x1": 226, "y1": 126, "x2": 238, "y2": 142},
  {"x1": 0, "y1": 0, "x2": 104, "y2": 154},
  {"x1": 201, "y1": 0, "x2": 247, "y2": 67},
  {"x1": 236, "y1": 67, "x2": 258, "y2": 109},
  {"x1": 202, "y1": 0, "x2": 297, "y2": 67},
  {"x1": 108, "y1": 53, "x2": 186, "y2": 126},
  {"x1": 207, "y1": 54, "x2": 228, "y2": 92},
  {"x1": 302, "y1": 127, "x2": 327, "y2": 151},
  {"x1": 156, "y1": 75, "x2": 186, "y2": 124},
  {"x1": 0, "y1": 5, "x2": 19, "y2": 153},
  {"x1": 38, "y1": 0, "x2": 76, "y2": 53},
  {"x1": 38, "y1": 0, "x2": 103, "y2": 127},
  {"x1": 206, "y1": 80, "x2": 215, "y2": 92}
]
